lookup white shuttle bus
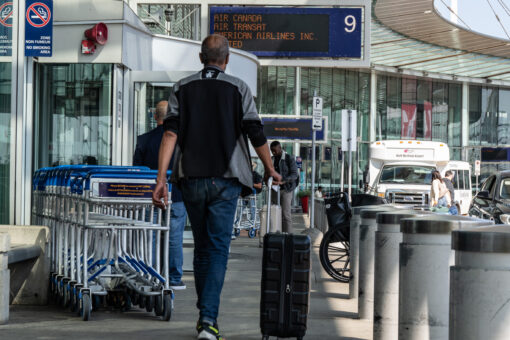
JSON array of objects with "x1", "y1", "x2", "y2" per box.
[{"x1": 366, "y1": 140, "x2": 471, "y2": 214}]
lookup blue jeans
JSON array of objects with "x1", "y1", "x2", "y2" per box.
[
  {"x1": 436, "y1": 196, "x2": 448, "y2": 208},
  {"x1": 168, "y1": 201, "x2": 187, "y2": 283},
  {"x1": 150, "y1": 203, "x2": 187, "y2": 283},
  {"x1": 180, "y1": 177, "x2": 242, "y2": 325},
  {"x1": 449, "y1": 205, "x2": 459, "y2": 215}
]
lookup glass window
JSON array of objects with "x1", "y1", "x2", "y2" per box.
[
  {"x1": 379, "y1": 165, "x2": 435, "y2": 185},
  {"x1": 386, "y1": 76, "x2": 401, "y2": 140},
  {"x1": 481, "y1": 175, "x2": 496, "y2": 192},
  {"x1": 500, "y1": 178, "x2": 510, "y2": 199},
  {"x1": 134, "y1": 82, "x2": 173, "y2": 138},
  {"x1": 34, "y1": 64, "x2": 113, "y2": 168},
  {"x1": 432, "y1": 82, "x2": 448, "y2": 142},
  {"x1": 498, "y1": 89, "x2": 510, "y2": 145},
  {"x1": 454, "y1": 170, "x2": 465, "y2": 190},
  {"x1": 416, "y1": 79, "x2": 432, "y2": 140},
  {"x1": 464, "y1": 169, "x2": 471, "y2": 190},
  {"x1": 469, "y1": 86, "x2": 499, "y2": 145},
  {"x1": 401, "y1": 78, "x2": 417, "y2": 139},
  {"x1": 448, "y1": 84, "x2": 462, "y2": 147},
  {"x1": 481, "y1": 88, "x2": 498, "y2": 145},
  {"x1": 137, "y1": 4, "x2": 201, "y2": 40},
  {"x1": 469, "y1": 85, "x2": 482, "y2": 145},
  {"x1": 0, "y1": 63, "x2": 11, "y2": 223}
]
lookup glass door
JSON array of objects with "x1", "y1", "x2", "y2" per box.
[
  {"x1": 33, "y1": 63, "x2": 114, "y2": 168},
  {"x1": 134, "y1": 82, "x2": 174, "y2": 139}
]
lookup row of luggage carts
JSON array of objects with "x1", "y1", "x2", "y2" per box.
[{"x1": 32, "y1": 165, "x2": 174, "y2": 321}]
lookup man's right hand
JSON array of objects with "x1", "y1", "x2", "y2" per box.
[
  {"x1": 264, "y1": 168, "x2": 282, "y2": 186},
  {"x1": 152, "y1": 181, "x2": 168, "y2": 210}
]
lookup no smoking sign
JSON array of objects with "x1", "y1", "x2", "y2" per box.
[
  {"x1": 26, "y1": 2, "x2": 51, "y2": 28},
  {"x1": 25, "y1": 0, "x2": 53, "y2": 57},
  {"x1": 0, "y1": 2, "x2": 13, "y2": 28},
  {"x1": 0, "y1": 1, "x2": 13, "y2": 57}
]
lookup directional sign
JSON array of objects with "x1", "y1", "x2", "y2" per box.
[
  {"x1": 312, "y1": 96, "x2": 323, "y2": 130},
  {"x1": 0, "y1": 1, "x2": 13, "y2": 56},
  {"x1": 25, "y1": 0, "x2": 52, "y2": 57},
  {"x1": 474, "y1": 160, "x2": 481, "y2": 177}
]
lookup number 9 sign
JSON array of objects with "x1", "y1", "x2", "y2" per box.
[{"x1": 345, "y1": 15, "x2": 356, "y2": 33}]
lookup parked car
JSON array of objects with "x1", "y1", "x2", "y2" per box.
[{"x1": 469, "y1": 170, "x2": 510, "y2": 224}]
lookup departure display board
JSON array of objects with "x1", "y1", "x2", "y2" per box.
[
  {"x1": 481, "y1": 147, "x2": 510, "y2": 162},
  {"x1": 209, "y1": 7, "x2": 363, "y2": 58},
  {"x1": 261, "y1": 117, "x2": 326, "y2": 142}
]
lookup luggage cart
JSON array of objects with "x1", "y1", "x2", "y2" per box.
[
  {"x1": 34, "y1": 165, "x2": 174, "y2": 321},
  {"x1": 233, "y1": 192, "x2": 260, "y2": 238}
]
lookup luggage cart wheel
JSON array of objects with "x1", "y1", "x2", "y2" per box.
[
  {"x1": 80, "y1": 294, "x2": 92, "y2": 321},
  {"x1": 162, "y1": 294, "x2": 172, "y2": 321},
  {"x1": 154, "y1": 295, "x2": 164, "y2": 316},
  {"x1": 248, "y1": 228, "x2": 257, "y2": 238},
  {"x1": 234, "y1": 228, "x2": 241, "y2": 237}
]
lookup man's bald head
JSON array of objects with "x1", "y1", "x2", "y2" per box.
[
  {"x1": 200, "y1": 34, "x2": 230, "y2": 69},
  {"x1": 155, "y1": 100, "x2": 168, "y2": 125}
]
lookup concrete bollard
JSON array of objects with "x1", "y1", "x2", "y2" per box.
[
  {"x1": 373, "y1": 210, "x2": 430, "y2": 340},
  {"x1": 350, "y1": 205, "x2": 393, "y2": 301},
  {"x1": 398, "y1": 215, "x2": 491, "y2": 340},
  {"x1": 358, "y1": 206, "x2": 399, "y2": 320},
  {"x1": 450, "y1": 225, "x2": 510, "y2": 340},
  {"x1": 0, "y1": 232, "x2": 10, "y2": 325}
]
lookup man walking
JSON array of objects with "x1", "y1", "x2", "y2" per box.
[
  {"x1": 270, "y1": 141, "x2": 298, "y2": 233},
  {"x1": 152, "y1": 34, "x2": 281, "y2": 340},
  {"x1": 443, "y1": 170, "x2": 458, "y2": 215},
  {"x1": 133, "y1": 100, "x2": 187, "y2": 290}
]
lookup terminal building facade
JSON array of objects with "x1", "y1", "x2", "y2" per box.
[{"x1": 1, "y1": 0, "x2": 510, "y2": 224}]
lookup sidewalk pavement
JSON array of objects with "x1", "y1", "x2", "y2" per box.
[{"x1": 0, "y1": 214, "x2": 371, "y2": 340}]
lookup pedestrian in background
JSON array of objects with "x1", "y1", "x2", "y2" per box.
[
  {"x1": 152, "y1": 34, "x2": 281, "y2": 340},
  {"x1": 443, "y1": 170, "x2": 459, "y2": 215},
  {"x1": 134, "y1": 100, "x2": 187, "y2": 290},
  {"x1": 430, "y1": 170, "x2": 450, "y2": 208},
  {"x1": 270, "y1": 141, "x2": 298, "y2": 233}
]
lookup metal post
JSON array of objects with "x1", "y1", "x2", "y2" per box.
[
  {"x1": 348, "y1": 110, "x2": 353, "y2": 197},
  {"x1": 340, "y1": 152, "x2": 345, "y2": 192},
  {"x1": 310, "y1": 90, "x2": 317, "y2": 229}
]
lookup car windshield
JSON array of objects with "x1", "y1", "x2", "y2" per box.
[
  {"x1": 501, "y1": 179, "x2": 510, "y2": 200},
  {"x1": 379, "y1": 165, "x2": 435, "y2": 185}
]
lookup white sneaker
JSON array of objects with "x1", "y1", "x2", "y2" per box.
[{"x1": 169, "y1": 281, "x2": 186, "y2": 290}]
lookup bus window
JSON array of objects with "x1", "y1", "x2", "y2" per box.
[{"x1": 457, "y1": 170, "x2": 465, "y2": 190}]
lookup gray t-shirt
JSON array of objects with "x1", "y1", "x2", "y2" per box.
[{"x1": 443, "y1": 177, "x2": 455, "y2": 202}]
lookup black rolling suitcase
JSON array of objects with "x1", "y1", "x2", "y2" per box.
[{"x1": 260, "y1": 177, "x2": 311, "y2": 340}]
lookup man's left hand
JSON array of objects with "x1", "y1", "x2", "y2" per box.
[{"x1": 152, "y1": 181, "x2": 168, "y2": 210}]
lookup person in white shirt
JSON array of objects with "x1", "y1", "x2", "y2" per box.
[
  {"x1": 430, "y1": 170, "x2": 451, "y2": 208},
  {"x1": 315, "y1": 186, "x2": 323, "y2": 198}
]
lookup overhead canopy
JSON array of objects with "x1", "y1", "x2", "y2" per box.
[{"x1": 372, "y1": 0, "x2": 510, "y2": 84}]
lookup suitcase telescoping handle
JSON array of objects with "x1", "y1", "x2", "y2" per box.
[
  {"x1": 265, "y1": 177, "x2": 281, "y2": 234},
  {"x1": 266, "y1": 177, "x2": 273, "y2": 234}
]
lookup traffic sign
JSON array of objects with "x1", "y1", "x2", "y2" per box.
[
  {"x1": 312, "y1": 96, "x2": 323, "y2": 130},
  {"x1": 25, "y1": 0, "x2": 52, "y2": 57},
  {"x1": 474, "y1": 160, "x2": 481, "y2": 177},
  {"x1": 0, "y1": 1, "x2": 13, "y2": 56}
]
